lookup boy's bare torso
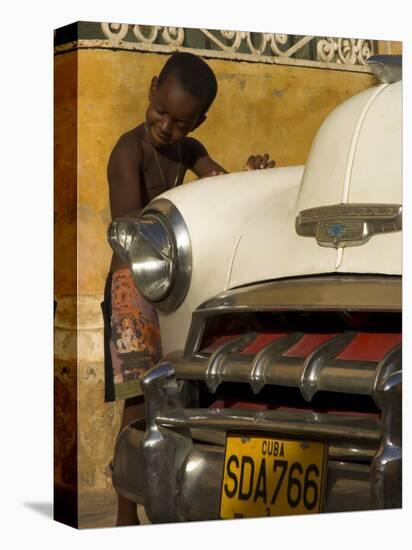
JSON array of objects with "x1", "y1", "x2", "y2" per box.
[
  {"x1": 108, "y1": 123, "x2": 209, "y2": 271},
  {"x1": 109, "y1": 123, "x2": 208, "y2": 208}
]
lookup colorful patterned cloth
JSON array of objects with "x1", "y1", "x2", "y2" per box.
[{"x1": 102, "y1": 269, "x2": 162, "y2": 401}]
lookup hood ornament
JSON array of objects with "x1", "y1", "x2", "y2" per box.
[{"x1": 295, "y1": 203, "x2": 402, "y2": 248}]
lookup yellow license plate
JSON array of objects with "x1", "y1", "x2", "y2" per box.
[{"x1": 220, "y1": 433, "x2": 327, "y2": 518}]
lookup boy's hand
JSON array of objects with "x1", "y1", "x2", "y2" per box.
[{"x1": 244, "y1": 153, "x2": 276, "y2": 171}]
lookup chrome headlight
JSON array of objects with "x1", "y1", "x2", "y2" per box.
[{"x1": 108, "y1": 199, "x2": 192, "y2": 312}]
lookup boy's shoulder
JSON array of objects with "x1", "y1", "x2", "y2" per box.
[
  {"x1": 109, "y1": 124, "x2": 146, "y2": 164},
  {"x1": 179, "y1": 136, "x2": 208, "y2": 165},
  {"x1": 114, "y1": 124, "x2": 145, "y2": 150},
  {"x1": 180, "y1": 135, "x2": 205, "y2": 149}
]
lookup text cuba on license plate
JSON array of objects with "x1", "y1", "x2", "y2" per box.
[{"x1": 220, "y1": 434, "x2": 327, "y2": 518}]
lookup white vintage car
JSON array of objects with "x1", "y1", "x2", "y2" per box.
[{"x1": 109, "y1": 56, "x2": 402, "y2": 522}]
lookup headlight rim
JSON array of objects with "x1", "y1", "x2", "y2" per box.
[
  {"x1": 129, "y1": 211, "x2": 177, "y2": 303},
  {"x1": 138, "y1": 198, "x2": 192, "y2": 313}
]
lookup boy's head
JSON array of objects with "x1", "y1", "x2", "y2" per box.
[
  {"x1": 145, "y1": 52, "x2": 218, "y2": 148},
  {"x1": 157, "y1": 52, "x2": 218, "y2": 113}
]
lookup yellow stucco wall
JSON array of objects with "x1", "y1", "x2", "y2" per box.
[
  {"x1": 54, "y1": 51, "x2": 80, "y2": 525},
  {"x1": 54, "y1": 51, "x2": 77, "y2": 295},
  {"x1": 55, "y1": 47, "x2": 378, "y2": 496}
]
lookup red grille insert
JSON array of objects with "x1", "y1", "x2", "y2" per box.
[
  {"x1": 241, "y1": 333, "x2": 288, "y2": 354},
  {"x1": 283, "y1": 334, "x2": 337, "y2": 358},
  {"x1": 200, "y1": 331, "x2": 401, "y2": 362},
  {"x1": 201, "y1": 334, "x2": 243, "y2": 354},
  {"x1": 335, "y1": 332, "x2": 401, "y2": 361}
]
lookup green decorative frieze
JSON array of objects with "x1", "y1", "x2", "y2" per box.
[{"x1": 54, "y1": 21, "x2": 376, "y2": 72}]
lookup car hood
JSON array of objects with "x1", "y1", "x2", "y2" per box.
[{"x1": 228, "y1": 81, "x2": 402, "y2": 289}]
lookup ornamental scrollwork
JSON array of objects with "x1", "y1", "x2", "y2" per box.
[
  {"x1": 336, "y1": 38, "x2": 358, "y2": 65},
  {"x1": 101, "y1": 22, "x2": 129, "y2": 41},
  {"x1": 357, "y1": 39, "x2": 373, "y2": 64},
  {"x1": 202, "y1": 29, "x2": 244, "y2": 52},
  {"x1": 132, "y1": 25, "x2": 160, "y2": 43},
  {"x1": 317, "y1": 37, "x2": 336, "y2": 62},
  {"x1": 98, "y1": 23, "x2": 375, "y2": 67},
  {"x1": 317, "y1": 37, "x2": 375, "y2": 65},
  {"x1": 245, "y1": 32, "x2": 269, "y2": 55},
  {"x1": 162, "y1": 27, "x2": 185, "y2": 46},
  {"x1": 275, "y1": 34, "x2": 289, "y2": 45}
]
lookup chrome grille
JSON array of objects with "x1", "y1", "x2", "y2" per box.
[{"x1": 165, "y1": 331, "x2": 401, "y2": 406}]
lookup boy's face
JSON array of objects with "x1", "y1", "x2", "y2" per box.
[{"x1": 145, "y1": 74, "x2": 206, "y2": 148}]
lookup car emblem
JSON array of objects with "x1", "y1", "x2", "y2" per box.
[
  {"x1": 295, "y1": 203, "x2": 402, "y2": 248},
  {"x1": 327, "y1": 223, "x2": 346, "y2": 238}
]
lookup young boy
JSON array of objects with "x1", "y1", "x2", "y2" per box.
[{"x1": 104, "y1": 51, "x2": 274, "y2": 525}]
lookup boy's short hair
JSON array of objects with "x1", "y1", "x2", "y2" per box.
[{"x1": 158, "y1": 52, "x2": 218, "y2": 113}]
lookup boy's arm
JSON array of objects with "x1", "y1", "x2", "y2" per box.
[
  {"x1": 108, "y1": 134, "x2": 144, "y2": 271},
  {"x1": 184, "y1": 138, "x2": 227, "y2": 178},
  {"x1": 192, "y1": 152, "x2": 276, "y2": 177},
  {"x1": 191, "y1": 154, "x2": 228, "y2": 178},
  {"x1": 187, "y1": 138, "x2": 275, "y2": 178}
]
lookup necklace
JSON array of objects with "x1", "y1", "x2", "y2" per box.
[{"x1": 145, "y1": 123, "x2": 181, "y2": 189}]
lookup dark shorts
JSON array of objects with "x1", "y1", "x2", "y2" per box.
[{"x1": 101, "y1": 269, "x2": 162, "y2": 402}]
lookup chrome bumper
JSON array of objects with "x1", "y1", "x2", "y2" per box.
[{"x1": 112, "y1": 362, "x2": 401, "y2": 523}]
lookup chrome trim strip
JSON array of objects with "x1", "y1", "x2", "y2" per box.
[
  {"x1": 183, "y1": 314, "x2": 207, "y2": 359},
  {"x1": 250, "y1": 332, "x2": 303, "y2": 394},
  {"x1": 205, "y1": 332, "x2": 257, "y2": 393},
  {"x1": 197, "y1": 276, "x2": 401, "y2": 313},
  {"x1": 155, "y1": 407, "x2": 381, "y2": 443},
  {"x1": 299, "y1": 331, "x2": 356, "y2": 401}
]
